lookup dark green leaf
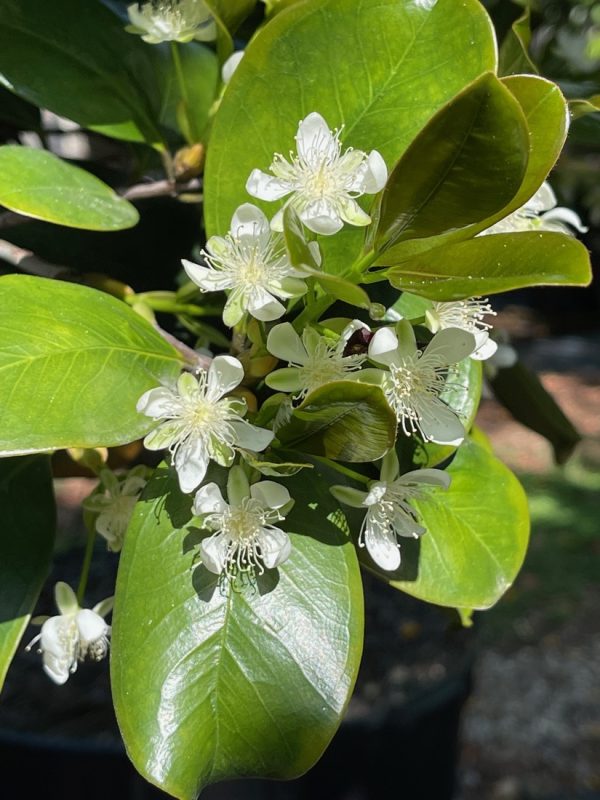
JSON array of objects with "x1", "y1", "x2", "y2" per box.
[
  {"x1": 277, "y1": 381, "x2": 397, "y2": 462},
  {"x1": 204, "y1": 0, "x2": 255, "y2": 59},
  {"x1": 0, "y1": 146, "x2": 139, "y2": 230},
  {"x1": 385, "y1": 232, "x2": 592, "y2": 300},
  {"x1": 112, "y1": 466, "x2": 363, "y2": 798},
  {"x1": 0, "y1": 275, "x2": 183, "y2": 455},
  {"x1": 0, "y1": 85, "x2": 40, "y2": 130},
  {"x1": 0, "y1": 456, "x2": 55, "y2": 692},
  {"x1": 498, "y1": 7, "x2": 538, "y2": 76},
  {"x1": 375, "y1": 73, "x2": 529, "y2": 253}
]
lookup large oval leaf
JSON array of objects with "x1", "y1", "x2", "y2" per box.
[
  {"x1": 276, "y1": 381, "x2": 397, "y2": 462},
  {"x1": 0, "y1": 146, "x2": 139, "y2": 230},
  {"x1": 375, "y1": 73, "x2": 529, "y2": 252},
  {"x1": 205, "y1": 0, "x2": 497, "y2": 272},
  {"x1": 0, "y1": 275, "x2": 183, "y2": 455},
  {"x1": 112, "y1": 466, "x2": 363, "y2": 799},
  {"x1": 380, "y1": 438, "x2": 529, "y2": 609},
  {"x1": 0, "y1": 0, "x2": 162, "y2": 145},
  {"x1": 385, "y1": 232, "x2": 592, "y2": 300},
  {"x1": 0, "y1": 456, "x2": 55, "y2": 693}
]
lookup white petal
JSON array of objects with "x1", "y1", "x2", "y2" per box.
[
  {"x1": 76, "y1": 609, "x2": 108, "y2": 644},
  {"x1": 231, "y1": 203, "x2": 271, "y2": 246},
  {"x1": 177, "y1": 371, "x2": 200, "y2": 400},
  {"x1": 247, "y1": 288, "x2": 286, "y2": 321},
  {"x1": 246, "y1": 169, "x2": 290, "y2": 201},
  {"x1": 259, "y1": 526, "x2": 292, "y2": 569},
  {"x1": 207, "y1": 355, "x2": 244, "y2": 399},
  {"x1": 339, "y1": 197, "x2": 371, "y2": 227},
  {"x1": 525, "y1": 181, "x2": 556, "y2": 213},
  {"x1": 392, "y1": 511, "x2": 426, "y2": 539},
  {"x1": 200, "y1": 533, "x2": 229, "y2": 574},
  {"x1": 229, "y1": 420, "x2": 274, "y2": 452},
  {"x1": 267, "y1": 322, "x2": 307, "y2": 364},
  {"x1": 368, "y1": 327, "x2": 400, "y2": 366},
  {"x1": 182, "y1": 259, "x2": 232, "y2": 292},
  {"x1": 363, "y1": 483, "x2": 388, "y2": 507},
  {"x1": 308, "y1": 240, "x2": 322, "y2": 267},
  {"x1": 270, "y1": 207, "x2": 285, "y2": 232},
  {"x1": 136, "y1": 386, "x2": 178, "y2": 417},
  {"x1": 422, "y1": 328, "x2": 476, "y2": 365},
  {"x1": 295, "y1": 112, "x2": 336, "y2": 164},
  {"x1": 264, "y1": 368, "x2": 304, "y2": 393},
  {"x1": 221, "y1": 49, "x2": 244, "y2": 84},
  {"x1": 54, "y1": 582, "x2": 78, "y2": 616},
  {"x1": 193, "y1": 482, "x2": 228, "y2": 516},
  {"x1": 174, "y1": 438, "x2": 210, "y2": 494},
  {"x1": 380, "y1": 449, "x2": 400, "y2": 483},
  {"x1": 361, "y1": 150, "x2": 388, "y2": 193},
  {"x1": 143, "y1": 419, "x2": 185, "y2": 451},
  {"x1": 396, "y1": 468, "x2": 451, "y2": 490},
  {"x1": 541, "y1": 207, "x2": 588, "y2": 233},
  {"x1": 330, "y1": 485, "x2": 369, "y2": 508},
  {"x1": 363, "y1": 514, "x2": 401, "y2": 571},
  {"x1": 299, "y1": 200, "x2": 344, "y2": 235},
  {"x1": 416, "y1": 397, "x2": 465, "y2": 445},
  {"x1": 471, "y1": 334, "x2": 498, "y2": 361},
  {"x1": 250, "y1": 481, "x2": 290, "y2": 510}
]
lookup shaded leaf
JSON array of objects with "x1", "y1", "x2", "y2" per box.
[{"x1": 498, "y1": 7, "x2": 538, "y2": 76}]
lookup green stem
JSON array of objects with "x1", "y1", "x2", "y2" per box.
[
  {"x1": 348, "y1": 248, "x2": 377, "y2": 277},
  {"x1": 77, "y1": 524, "x2": 97, "y2": 605},
  {"x1": 312, "y1": 456, "x2": 371, "y2": 485},
  {"x1": 170, "y1": 41, "x2": 197, "y2": 143}
]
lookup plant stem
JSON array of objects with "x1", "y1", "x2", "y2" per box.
[
  {"x1": 77, "y1": 524, "x2": 97, "y2": 605},
  {"x1": 170, "y1": 41, "x2": 197, "y2": 143},
  {"x1": 312, "y1": 456, "x2": 371, "y2": 485}
]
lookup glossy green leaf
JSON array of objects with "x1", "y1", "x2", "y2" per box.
[
  {"x1": 276, "y1": 381, "x2": 397, "y2": 462},
  {"x1": 0, "y1": 146, "x2": 139, "y2": 230},
  {"x1": 0, "y1": 275, "x2": 183, "y2": 455},
  {"x1": 0, "y1": 456, "x2": 55, "y2": 692},
  {"x1": 498, "y1": 7, "x2": 538, "y2": 76},
  {"x1": 490, "y1": 360, "x2": 581, "y2": 465},
  {"x1": 375, "y1": 73, "x2": 529, "y2": 253},
  {"x1": 0, "y1": 0, "x2": 162, "y2": 145},
  {"x1": 205, "y1": 0, "x2": 255, "y2": 59},
  {"x1": 569, "y1": 95, "x2": 600, "y2": 120},
  {"x1": 205, "y1": 0, "x2": 497, "y2": 273},
  {"x1": 385, "y1": 232, "x2": 592, "y2": 301},
  {"x1": 387, "y1": 438, "x2": 530, "y2": 609},
  {"x1": 112, "y1": 466, "x2": 363, "y2": 799}
]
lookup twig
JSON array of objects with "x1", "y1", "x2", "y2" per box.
[
  {"x1": 153, "y1": 323, "x2": 212, "y2": 371},
  {"x1": 122, "y1": 177, "x2": 201, "y2": 201},
  {"x1": 0, "y1": 239, "x2": 68, "y2": 279}
]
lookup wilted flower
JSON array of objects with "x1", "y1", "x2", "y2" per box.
[
  {"x1": 83, "y1": 467, "x2": 148, "y2": 552},
  {"x1": 183, "y1": 204, "x2": 310, "y2": 326},
  {"x1": 482, "y1": 181, "x2": 588, "y2": 236},
  {"x1": 26, "y1": 583, "x2": 112, "y2": 685},
  {"x1": 368, "y1": 322, "x2": 476, "y2": 445},
  {"x1": 194, "y1": 466, "x2": 293, "y2": 580},
  {"x1": 126, "y1": 0, "x2": 216, "y2": 43},
  {"x1": 246, "y1": 112, "x2": 388, "y2": 235},
  {"x1": 425, "y1": 298, "x2": 497, "y2": 361},
  {"x1": 265, "y1": 321, "x2": 366, "y2": 398},
  {"x1": 137, "y1": 357, "x2": 274, "y2": 493},
  {"x1": 331, "y1": 451, "x2": 450, "y2": 571}
]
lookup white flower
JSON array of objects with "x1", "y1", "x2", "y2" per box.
[
  {"x1": 246, "y1": 112, "x2": 388, "y2": 235},
  {"x1": 425, "y1": 298, "x2": 497, "y2": 361},
  {"x1": 82, "y1": 467, "x2": 147, "y2": 552},
  {"x1": 368, "y1": 322, "x2": 476, "y2": 445},
  {"x1": 137, "y1": 357, "x2": 274, "y2": 494},
  {"x1": 331, "y1": 451, "x2": 450, "y2": 571},
  {"x1": 193, "y1": 466, "x2": 293, "y2": 580},
  {"x1": 126, "y1": 0, "x2": 216, "y2": 43},
  {"x1": 265, "y1": 321, "x2": 366, "y2": 398},
  {"x1": 481, "y1": 181, "x2": 588, "y2": 236},
  {"x1": 26, "y1": 583, "x2": 112, "y2": 685},
  {"x1": 183, "y1": 204, "x2": 310, "y2": 327},
  {"x1": 221, "y1": 50, "x2": 244, "y2": 85}
]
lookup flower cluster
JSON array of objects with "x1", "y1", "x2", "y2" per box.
[{"x1": 126, "y1": 0, "x2": 216, "y2": 44}]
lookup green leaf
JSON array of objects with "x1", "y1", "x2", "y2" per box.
[
  {"x1": 498, "y1": 7, "x2": 538, "y2": 76},
  {"x1": 0, "y1": 146, "x2": 139, "y2": 230},
  {"x1": 0, "y1": 275, "x2": 183, "y2": 455},
  {"x1": 204, "y1": 0, "x2": 256, "y2": 60},
  {"x1": 0, "y1": 85, "x2": 40, "y2": 130},
  {"x1": 0, "y1": 0, "x2": 163, "y2": 145},
  {"x1": 112, "y1": 465, "x2": 363, "y2": 799},
  {"x1": 489, "y1": 360, "x2": 581, "y2": 465},
  {"x1": 375, "y1": 73, "x2": 529, "y2": 254},
  {"x1": 387, "y1": 438, "x2": 530, "y2": 609},
  {"x1": 276, "y1": 381, "x2": 397, "y2": 462},
  {"x1": 385, "y1": 232, "x2": 592, "y2": 301},
  {"x1": 0, "y1": 456, "x2": 55, "y2": 692},
  {"x1": 569, "y1": 95, "x2": 600, "y2": 121},
  {"x1": 205, "y1": 0, "x2": 497, "y2": 273}
]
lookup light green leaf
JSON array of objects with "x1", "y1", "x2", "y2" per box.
[
  {"x1": 112, "y1": 465, "x2": 363, "y2": 799},
  {"x1": 0, "y1": 275, "x2": 183, "y2": 455},
  {"x1": 0, "y1": 146, "x2": 139, "y2": 230},
  {"x1": 386, "y1": 438, "x2": 530, "y2": 609},
  {"x1": 0, "y1": 0, "x2": 163, "y2": 145},
  {"x1": 498, "y1": 6, "x2": 538, "y2": 77},
  {"x1": 276, "y1": 381, "x2": 397, "y2": 462},
  {"x1": 0, "y1": 456, "x2": 55, "y2": 692},
  {"x1": 205, "y1": 0, "x2": 497, "y2": 273},
  {"x1": 385, "y1": 232, "x2": 592, "y2": 300},
  {"x1": 375, "y1": 73, "x2": 529, "y2": 254},
  {"x1": 569, "y1": 95, "x2": 600, "y2": 121}
]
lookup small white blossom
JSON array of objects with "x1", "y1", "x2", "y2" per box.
[
  {"x1": 481, "y1": 181, "x2": 588, "y2": 236},
  {"x1": 368, "y1": 322, "x2": 476, "y2": 445},
  {"x1": 221, "y1": 50, "x2": 244, "y2": 85},
  {"x1": 265, "y1": 321, "x2": 366, "y2": 398},
  {"x1": 183, "y1": 204, "x2": 310, "y2": 327},
  {"x1": 26, "y1": 583, "x2": 112, "y2": 685},
  {"x1": 194, "y1": 466, "x2": 293, "y2": 580},
  {"x1": 137, "y1": 357, "x2": 274, "y2": 494},
  {"x1": 246, "y1": 112, "x2": 388, "y2": 235},
  {"x1": 126, "y1": 0, "x2": 216, "y2": 43},
  {"x1": 425, "y1": 298, "x2": 497, "y2": 361},
  {"x1": 331, "y1": 451, "x2": 450, "y2": 571},
  {"x1": 82, "y1": 467, "x2": 147, "y2": 552}
]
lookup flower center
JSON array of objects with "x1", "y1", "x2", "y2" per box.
[
  {"x1": 386, "y1": 353, "x2": 448, "y2": 437},
  {"x1": 297, "y1": 340, "x2": 364, "y2": 395},
  {"x1": 433, "y1": 299, "x2": 495, "y2": 332},
  {"x1": 218, "y1": 499, "x2": 269, "y2": 577}
]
